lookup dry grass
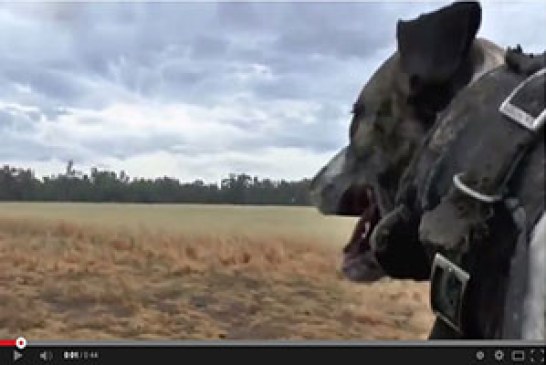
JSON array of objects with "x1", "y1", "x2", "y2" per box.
[
  {"x1": 0, "y1": 202, "x2": 357, "y2": 244},
  {"x1": 0, "y1": 203, "x2": 434, "y2": 340}
]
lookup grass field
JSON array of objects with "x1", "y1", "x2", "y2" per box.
[
  {"x1": 0, "y1": 202, "x2": 434, "y2": 340},
  {"x1": 0, "y1": 202, "x2": 358, "y2": 244}
]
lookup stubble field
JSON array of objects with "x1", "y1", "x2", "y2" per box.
[{"x1": 0, "y1": 203, "x2": 434, "y2": 340}]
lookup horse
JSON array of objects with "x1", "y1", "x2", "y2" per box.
[{"x1": 308, "y1": 1, "x2": 544, "y2": 340}]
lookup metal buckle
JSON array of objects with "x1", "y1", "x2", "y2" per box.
[
  {"x1": 499, "y1": 68, "x2": 546, "y2": 132},
  {"x1": 453, "y1": 172, "x2": 503, "y2": 204},
  {"x1": 430, "y1": 253, "x2": 470, "y2": 334}
]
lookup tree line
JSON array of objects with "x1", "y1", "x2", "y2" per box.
[{"x1": 0, "y1": 161, "x2": 313, "y2": 206}]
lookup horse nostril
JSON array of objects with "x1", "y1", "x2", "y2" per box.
[{"x1": 324, "y1": 182, "x2": 335, "y2": 193}]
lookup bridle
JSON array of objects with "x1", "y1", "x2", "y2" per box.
[{"x1": 369, "y1": 51, "x2": 545, "y2": 339}]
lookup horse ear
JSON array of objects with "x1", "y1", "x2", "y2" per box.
[{"x1": 396, "y1": 1, "x2": 481, "y2": 85}]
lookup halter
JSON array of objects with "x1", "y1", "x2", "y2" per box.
[{"x1": 427, "y1": 65, "x2": 545, "y2": 335}]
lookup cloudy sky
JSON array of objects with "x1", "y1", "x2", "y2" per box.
[{"x1": 1, "y1": 1, "x2": 544, "y2": 182}]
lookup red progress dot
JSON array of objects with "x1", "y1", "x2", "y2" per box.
[{"x1": 15, "y1": 337, "x2": 27, "y2": 350}]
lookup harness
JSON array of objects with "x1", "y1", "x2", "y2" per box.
[{"x1": 419, "y1": 49, "x2": 545, "y2": 337}]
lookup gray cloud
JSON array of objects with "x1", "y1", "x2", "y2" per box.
[{"x1": 0, "y1": 1, "x2": 544, "y2": 181}]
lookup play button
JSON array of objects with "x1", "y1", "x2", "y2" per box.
[{"x1": 13, "y1": 350, "x2": 22, "y2": 362}]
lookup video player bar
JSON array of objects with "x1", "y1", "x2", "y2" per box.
[{"x1": 1, "y1": 340, "x2": 544, "y2": 365}]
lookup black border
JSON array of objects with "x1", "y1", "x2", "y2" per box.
[{"x1": 2, "y1": 341, "x2": 544, "y2": 365}]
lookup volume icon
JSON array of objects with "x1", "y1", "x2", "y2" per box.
[{"x1": 40, "y1": 351, "x2": 53, "y2": 361}]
